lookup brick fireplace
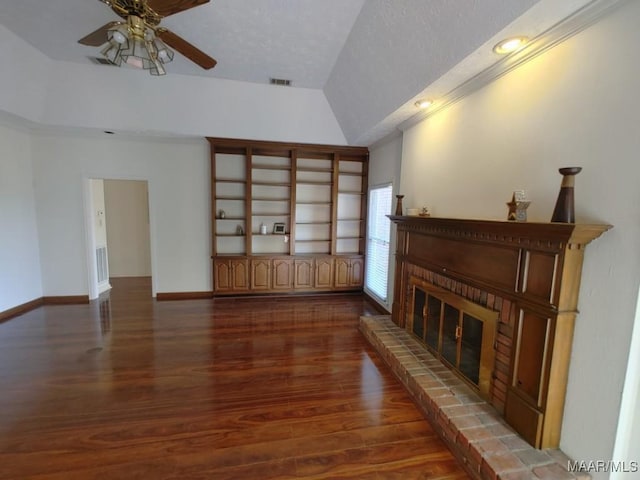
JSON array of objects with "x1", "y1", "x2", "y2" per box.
[{"x1": 361, "y1": 215, "x2": 610, "y2": 480}]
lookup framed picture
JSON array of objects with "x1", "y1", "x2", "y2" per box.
[{"x1": 273, "y1": 223, "x2": 286, "y2": 234}]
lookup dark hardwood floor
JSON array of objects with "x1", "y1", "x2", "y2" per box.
[{"x1": 0, "y1": 277, "x2": 470, "y2": 479}]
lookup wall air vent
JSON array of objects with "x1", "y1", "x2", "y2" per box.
[
  {"x1": 88, "y1": 56, "x2": 117, "y2": 66},
  {"x1": 269, "y1": 78, "x2": 292, "y2": 86}
]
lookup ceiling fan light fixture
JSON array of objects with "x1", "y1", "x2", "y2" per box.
[
  {"x1": 153, "y1": 38, "x2": 174, "y2": 64},
  {"x1": 101, "y1": 42, "x2": 125, "y2": 66},
  {"x1": 107, "y1": 25, "x2": 128, "y2": 45},
  {"x1": 87, "y1": 0, "x2": 215, "y2": 75},
  {"x1": 149, "y1": 58, "x2": 167, "y2": 76}
]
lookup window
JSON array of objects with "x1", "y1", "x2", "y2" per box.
[{"x1": 365, "y1": 184, "x2": 392, "y2": 302}]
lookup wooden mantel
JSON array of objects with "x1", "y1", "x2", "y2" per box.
[{"x1": 389, "y1": 215, "x2": 611, "y2": 448}]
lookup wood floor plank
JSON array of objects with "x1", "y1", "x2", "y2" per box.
[{"x1": 0, "y1": 277, "x2": 470, "y2": 479}]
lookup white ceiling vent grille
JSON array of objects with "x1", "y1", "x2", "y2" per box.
[{"x1": 270, "y1": 78, "x2": 292, "y2": 86}]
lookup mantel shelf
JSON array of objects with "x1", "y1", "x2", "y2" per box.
[{"x1": 388, "y1": 215, "x2": 612, "y2": 248}]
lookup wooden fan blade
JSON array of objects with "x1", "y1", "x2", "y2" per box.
[
  {"x1": 147, "y1": 0, "x2": 209, "y2": 18},
  {"x1": 158, "y1": 29, "x2": 217, "y2": 70},
  {"x1": 78, "y1": 22, "x2": 120, "y2": 46}
]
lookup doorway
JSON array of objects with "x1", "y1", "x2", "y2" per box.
[{"x1": 86, "y1": 179, "x2": 152, "y2": 299}]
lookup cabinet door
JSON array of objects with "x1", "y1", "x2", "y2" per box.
[
  {"x1": 349, "y1": 257, "x2": 364, "y2": 287},
  {"x1": 251, "y1": 259, "x2": 271, "y2": 291},
  {"x1": 294, "y1": 259, "x2": 314, "y2": 289},
  {"x1": 334, "y1": 258, "x2": 350, "y2": 288},
  {"x1": 214, "y1": 260, "x2": 232, "y2": 292},
  {"x1": 231, "y1": 259, "x2": 249, "y2": 291},
  {"x1": 315, "y1": 258, "x2": 334, "y2": 289},
  {"x1": 272, "y1": 259, "x2": 293, "y2": 290}
]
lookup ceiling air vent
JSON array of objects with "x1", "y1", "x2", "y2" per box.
[
  {"x1": 88, "y1": 56, "x2": 117, "y2": 66},
  {"x1": 270, "y1": 77, "x2": 292, "y2": 86}
]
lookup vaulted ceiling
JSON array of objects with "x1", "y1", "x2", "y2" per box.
[{"x1": 0, "y1": 0, "x2": 597, "y2": 145}]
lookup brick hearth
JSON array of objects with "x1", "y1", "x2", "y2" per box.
[{"x1": 360, "y1": 315, "x2": 589, "y2": 480}]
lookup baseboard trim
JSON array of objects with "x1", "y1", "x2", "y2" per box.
[
  {"x1": 0, "y1": 297, "x2": 44, "y2": 323},
  {"x1": 212, "y1": 290, "x2": 363, "y2": 299},
  {"x1": 0, "y1": 295, "x2": 90, "y2": 323},
  {"x1": 42, "y1": 295, "x2": 90, "y2": 305},
  {"x1": 156, "y1": 291, "x2": 214, "y2": 301}
]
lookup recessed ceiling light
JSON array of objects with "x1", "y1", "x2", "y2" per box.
[
  {"x1": 493, "y1": 36, "x2": 529, "y2": 55},
  {"x1": 414, "y1": 99, "x2": 432, "y2": 109}
]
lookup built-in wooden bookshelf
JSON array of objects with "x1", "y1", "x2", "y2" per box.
[{"x1": 209, "y1": 137, "x2": 368, "y2": 295}]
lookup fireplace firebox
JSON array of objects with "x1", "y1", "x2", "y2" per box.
[{"x1": 409, "y1": 277, "x2": 497, "y2": 399}]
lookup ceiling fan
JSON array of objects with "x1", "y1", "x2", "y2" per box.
[{"x1": 79, "y1": 0, "x2": 216, "y2": 74}]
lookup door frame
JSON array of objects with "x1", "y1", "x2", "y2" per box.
[{"x1": 83, "y1": 176, "x2": 156, "y2": 299}]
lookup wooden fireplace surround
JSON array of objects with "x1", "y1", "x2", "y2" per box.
[{"x1": 389, "y1": 215, "x2": 610, "y2": 449}]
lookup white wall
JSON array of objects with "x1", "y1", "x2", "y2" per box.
[
  {"x1": 104, "y1": 179, "x2": 151, "y2": 278},
  {"x1": 0, "y1": 123, "x2": 42, "y2": 311},
  {"x1": 396, "y1": 1, "x2": 640, "y2": 474},
  {"x1": 0, "y1": 25, "x2": 347, "y2": 147},
  {"x1": 31, "y1": 132, "x2": 211, "y2": 297},
  {"x1": 0, "y1": 26, "x2": 49, "y2": 125},
  {"x1": 40, "y1": 60, "x2": 346, "y2": 145},
  {"x1": 366, "y1": 133, "x2": 403, "y2": 310}
]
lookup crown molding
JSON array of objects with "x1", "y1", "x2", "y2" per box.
[{"x1": 398, "y1": 0, "x2": 629, "y2": 133}]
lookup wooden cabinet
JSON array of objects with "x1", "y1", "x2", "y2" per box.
[
  {"x1": 294, "y1": 258, "x2": 314, "y2": 289},
  {"x1": 334, "y1": 256, "x2": 364, "y2": 288},
  {"x1": 209, "y1": 137, "x2": 368, "y2": 296},
  {"x1": 315, "y1": 257, "x2": 334, "y2": 289},
  {"x1": 272, "y1": 258, "x2": 293, "y2": 290},
  {"x1": 250, "y1": 258, "x2": 271, "y2": 291},
  {"x1": 214, "y1": 258, "x2": 249, "y2": 293}
]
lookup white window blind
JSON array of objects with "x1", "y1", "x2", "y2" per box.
[{"x1": 365, "y1": 184, "x2": 392, "y2": 302}]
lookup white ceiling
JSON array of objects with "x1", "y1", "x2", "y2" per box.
[
  {"x1": 0, "y1": 0, "x2": 367, "y2": 88},
  {"x1": 0, "y1": 0, "x2": 601, "y2": 145}
]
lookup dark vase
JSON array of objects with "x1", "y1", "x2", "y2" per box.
[
  {"x1": 395, "y1": 195, "x2": 404, "y2": 216},
  {"x1": 551, "y1": 167, "x2": 582, "y2": 223}
]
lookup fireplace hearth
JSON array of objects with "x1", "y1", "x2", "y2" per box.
[{"x1": 360, "y1": 314, "x2": 589, "y2": 480}]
